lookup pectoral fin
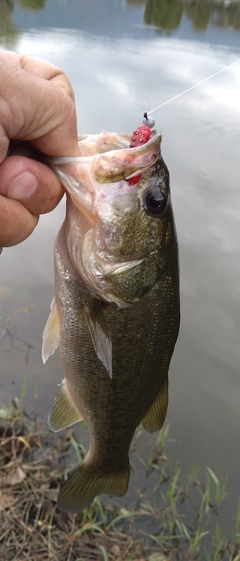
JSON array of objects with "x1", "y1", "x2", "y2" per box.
[
  {"x1": 48, "y1": 381, "x2": 83, "y2": 432},
  {"x1": 142, "y1": 379, "x2": 169, "y2": 433},
  {"x1": 85, "y1": 305, "x2": 112, "y2": 379},
  {"x1": 42, "y1": 297, "x2": 60, "y2": 364}
]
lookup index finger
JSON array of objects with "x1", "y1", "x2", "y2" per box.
[
  {"x1": 0, "y1": 51, "x2": 79, "y2": 157},
  {"x1": 1, "y1": 51, "x2": 74, "y2": 99}
]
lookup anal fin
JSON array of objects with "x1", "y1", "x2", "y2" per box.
[
  {"x1": 142, "y1": 378, "x2": 169, "y2": 433},
  {"x1": 48, "y1": 381, "x2": 83, "y2": 432}
]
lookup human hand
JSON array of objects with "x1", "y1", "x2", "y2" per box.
[{"x1": 0, "y1": 50, "x2": 78, "y2": 252}]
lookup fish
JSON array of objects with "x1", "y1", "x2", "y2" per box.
[{"x1": 42, "y1": 123, "x2": 180, "y2": 513}]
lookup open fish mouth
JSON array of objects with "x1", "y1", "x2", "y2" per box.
[{"x1": 49, "y1": 130, "x2": 162, "y2": 213}]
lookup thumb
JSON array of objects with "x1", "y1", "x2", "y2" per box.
[{"x1": 0, "y1": 155, "x2": 64, "y2": 215}]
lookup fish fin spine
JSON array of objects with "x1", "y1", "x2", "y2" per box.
[{"x1": 57, "y1": 461, "x2": 130, "y2": 513}]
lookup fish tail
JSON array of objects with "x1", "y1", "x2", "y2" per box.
[{"x1": 57, "y1": 460, "x2": 130, "y2": 513}]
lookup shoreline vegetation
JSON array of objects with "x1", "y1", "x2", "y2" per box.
[
  {"x1": 1, "y1": 0, "x2": 240, "y2": 52},
  {"x1": 0, "y1": 400, "x2": 240, "y2": 561}
]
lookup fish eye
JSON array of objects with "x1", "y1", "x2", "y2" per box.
[{"x1": 144, "y1": 187, "x2": 167, "y2": 216}]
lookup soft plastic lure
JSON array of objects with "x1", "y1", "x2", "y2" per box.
[{"x1": 128, "y1": 113, "x2": 155, "y2": 185}]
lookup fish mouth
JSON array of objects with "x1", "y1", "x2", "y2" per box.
[
  {"x1": 50, "y1": 130, "x2": 162, "y2": 212},
  {"x1": 93, "y1": 131, "x2": 161, "y2": 184},
  {"x1": 50, "y1": 129, "x2": 162, "y2": 241}
]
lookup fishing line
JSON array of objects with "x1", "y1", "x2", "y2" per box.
[{"x1": 147, "y1": 59, "x2": 240, "y2": 115}]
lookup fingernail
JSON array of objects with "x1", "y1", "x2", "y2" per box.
[{"x1": 7, "y1": 172, "x2": 38, "y2": 201}]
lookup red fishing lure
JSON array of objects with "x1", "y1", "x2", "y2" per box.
[
  {"x1": 128, "y1": 113, "x2": 155, "y2": 185},
  {"x1": 129, "y1": 124, "x2": 151, "y2": 148}
]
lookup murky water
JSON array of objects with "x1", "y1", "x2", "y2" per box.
[{"x1": 1, "y1": 0, "x2": 240, "y2": 537}]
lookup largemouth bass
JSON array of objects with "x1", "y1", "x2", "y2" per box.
[{"x1": 42, "y1": 124, "x2": 180, "y2": 513}]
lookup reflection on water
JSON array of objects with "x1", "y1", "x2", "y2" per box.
[
  {"x1": 145, "y1": 0, "x2": 183, "y2": 31},
  {"x1": 18, "y1": 0, "x2": 46, "y2": 9},
  {"x1": 185, "y1": 0, "x2": 240, "y2": 30},
  {"x1": 0, "y1": 0, "x2": 240, "y2": 47},
  {"x1": 0, "y1": 0, "x2": 19, "y2": 48},
  {"x1": 144, "y1": 0, "x2": 240, "y2": 32},
  {"x1": 127, "y1": 0, "x2": 147, "y2": 5},
  {"x1": 0, "y1": 0, "x2": 47, "y2": 48}
]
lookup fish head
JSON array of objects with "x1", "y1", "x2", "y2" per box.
[{"x1": 50, "y1": 131, "x2": 176, "y2": 306}]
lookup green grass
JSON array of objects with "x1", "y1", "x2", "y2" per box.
[{"x1": 1, "y1": 397, "x2": 240, "y2": 560}]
